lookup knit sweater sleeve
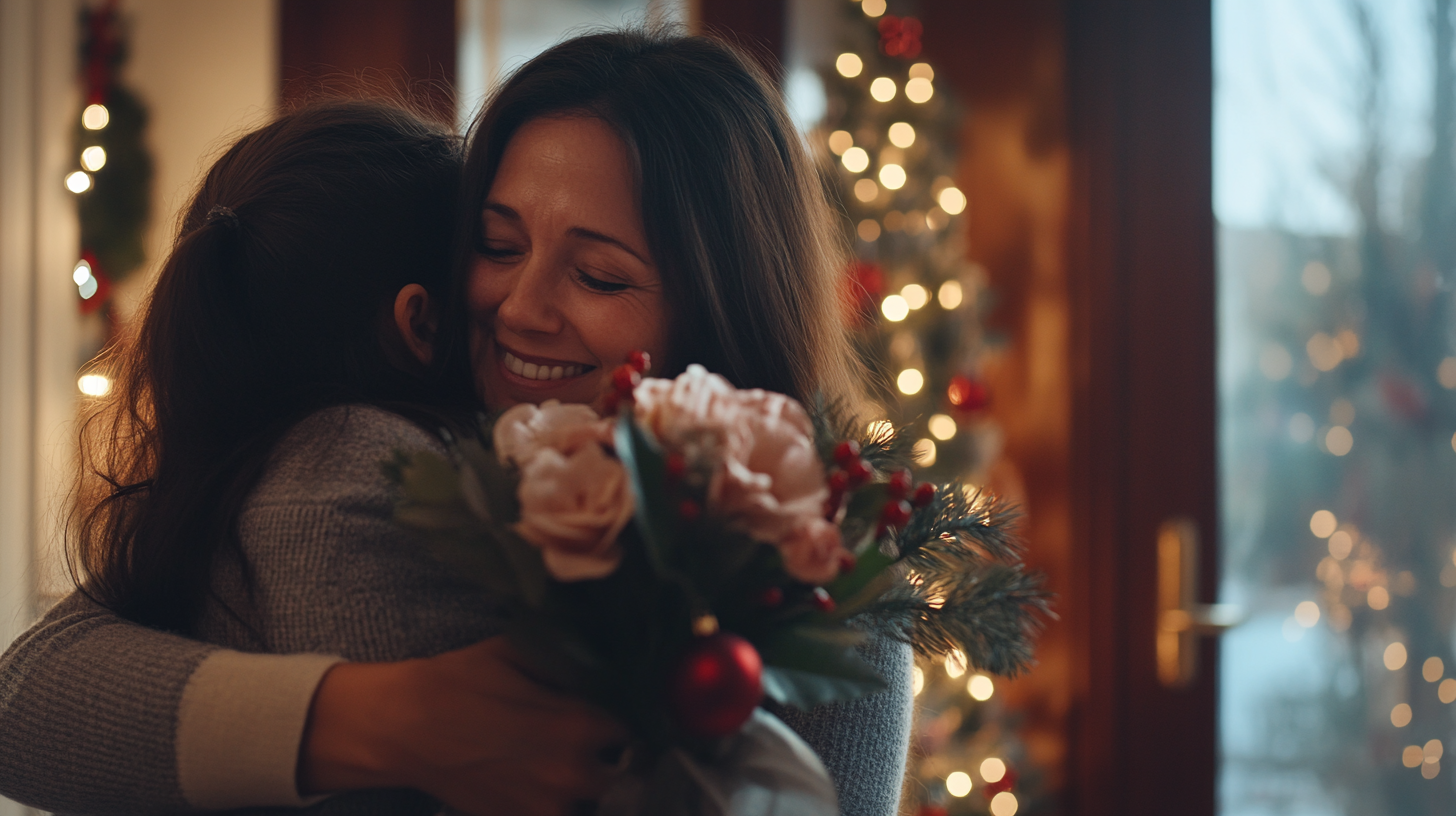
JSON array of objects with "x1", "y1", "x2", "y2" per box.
[
  {"x1": 772, "y1": 633, "x2": 915, "y2": 816},
  {"x1": 0, "y1": 592, "x2": 339, "y2": 813}
]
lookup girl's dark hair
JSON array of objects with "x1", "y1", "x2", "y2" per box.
[
  {"x1": 441, "y1": 28, "x2": 866, "y2": 409},
  {"x1": 71, "y1": 101, "x2": 473, "y2": 632}
]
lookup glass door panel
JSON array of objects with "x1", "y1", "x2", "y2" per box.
[{"x1": 1217, "y1": 1, "x2": 1456, "y2": 813}]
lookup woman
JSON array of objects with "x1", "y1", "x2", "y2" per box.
[{"x1": 0, "y1": 29, "x2": 911, "y2": 816}]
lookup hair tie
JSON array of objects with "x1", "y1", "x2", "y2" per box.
[{"x1": 206, "y1": 205, "x2": 239, "y2": 228}]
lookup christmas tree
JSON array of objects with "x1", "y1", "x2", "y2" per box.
[{"x1": 813, "y1": 1, "x2": 1043, "y2": 813}]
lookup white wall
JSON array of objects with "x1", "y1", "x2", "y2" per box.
[{"x1": 117, "y1": 0, "x2": 278, "y2": 319}]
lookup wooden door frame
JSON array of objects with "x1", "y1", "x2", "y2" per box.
[{"x1": 1063, "y1": 1, "x2": 1219, "y2": 814}]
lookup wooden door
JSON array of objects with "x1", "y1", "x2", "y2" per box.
[{"x1": 1064, "y1": 1, "x2": 1219, "y2": 814}]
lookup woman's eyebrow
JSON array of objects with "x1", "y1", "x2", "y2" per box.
[
  {"x1": 567, "y1": 227, "x2": 652, "y2": 266},
  {"x1": 483, "y1": 201, "x2": 651, "y2": 266}
]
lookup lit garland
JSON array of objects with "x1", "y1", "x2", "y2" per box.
[{"x1": 70, "y1": 0, "x2": 153, "y2": 315}]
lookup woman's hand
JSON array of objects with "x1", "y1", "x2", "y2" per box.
[{"x1": 299, "y1": 637, "x2": 627, "y2": 816}]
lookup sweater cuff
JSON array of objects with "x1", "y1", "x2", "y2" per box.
[{"x1": 176, "y1": 649, "x2": 344, "y2": 809}]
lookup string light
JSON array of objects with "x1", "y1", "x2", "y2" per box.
[
  {"x1": 77, "y1": 374, "x2": 111, "y2": 396},
  {"x1": 861, "y1": 0, "x2": 887, "y2": 17},
  {"x1": 888, "y1": 122, "x2": 916, "y2": 148},
  {"x1": 854, "y1": 178, "x2": 879, "y2": 202},
  {"x1": 938, "y1": 186, "x2": 967, "y2": 215},
  {"x1": 65, "y1": 171, "x2": 92, "y2": 194},
  {"x1": 1391, "y1": 703, "x2": 1412, "y2": 727},
  {"x1": 72, "y1": 259, "x2": 92, "y2": 286},
  {"x1": 938, "y1": 280, "x2": 964, "y2": 309},
  {"x1": 870, "y1": 77, "x2": 897, "y2": 102},
  {"x1": 1386, "y1": 642, "x2": 1408, "y2": 671},
  {"x1": 74, "y1": 259, "x2": 99, "y2": 300},
  {"x1": 857, "y1": 219, "x2": 881, "y2": 242},
  {"x1": 902, "y1": 283, "x2": 929, "y2": 309},
  {"x1": 835, "y1": 53, "x2": 864, "y2": 78},
  {"x1": 898, "y1": 368, "x2": 925, "y2": 395},
  {"x1": 911, "y1": 665, "x2": 925, "y2": 696},
  {"x1": 80, "y1": 146, "x2": 107, "y2": 172},
  {"x1": 882, "y1": 295, "x2": 909, "y2": 322},
  {"x1": 828, "y1": 130, "x2": 854, "y2": 155},
  {"x1": 944, "y1": 649, "x2": 968, "y2": 678},
  {"x1": 906, "y1": 77, "x2": 934, "y2": 103},
  {"x1": 879, "y1": 163, "x2": 907, "y2": 189},
  {"x1": 989, "y1": 791, "x2": 1019, "y2": 816},
  {"x1": 1425, "y1": 657, "x2": 1444, "y2": 682},
  {"x1": 945, "y1": 771, "x2": 973, "y2": 797},
  {"x1": 841, "y1": 146, "x2": 869, "y2": 173},
  {"x1": 1294, "y1": 601, "x2": 1320, "y2": 627},
  {"x1": 909, "y1": 62, "x2": 934, "y2": 80},
  {"x1": 81, "y1": 103, "x2": 109, "y2": 130},
  {"x1": 981, "y1": 758, "x2": 1007, "y2": 783},
  {"x1": 914, "y1": 438, "x2": 937, "y2": 466},
  {"x1": 1325, "y1": 425, "x2": 1353, "y2": 456},
  {"x1": 1439, "y1": 357, "x2": 1456, "y2": 389},
  {"x1": 1310, "y1": 510, "x2": 1337, "y2": 538},
  {"x1": 929, "y1": 414, "x2": 957, "y2": 441},
  {"x1": 967, "y1": 673, "x2": 994, "y2": 700}
]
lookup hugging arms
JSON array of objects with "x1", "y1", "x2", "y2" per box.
[{"x1": 0, "y1": 30, "x2": 912, "y2": 816}]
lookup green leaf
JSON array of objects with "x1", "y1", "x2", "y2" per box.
[
  {"x1": 760, "y1": 664, "x2": 886, "y2": 709},
  {"x1": 614, "y1": 414, "x2": 675, "y2": 571},
  {"x1": 397, "y1": 451, "x2": 462, "y2": 506},
  {"x1": 824, "y1": 544, "x2": 896, "y2": 604},
  {"x1": 755, "y1": 626, "x2": 886, "y2": 709}
]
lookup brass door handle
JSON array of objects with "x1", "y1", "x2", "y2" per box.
[{"x1": 1156, "y1": 518, "x2": 1242, "y2": 688}]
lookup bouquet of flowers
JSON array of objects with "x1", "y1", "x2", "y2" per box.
[{"x1": 387, "y1": 355, "x2": 1047, "y2": 815}]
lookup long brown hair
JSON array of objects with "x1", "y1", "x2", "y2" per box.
[
  {"x1": 71, "y1": 101, "x2": 475, "y2": 632},
  {"x1": 439, "y1": 28, "x2": 866, "y2": 409}
]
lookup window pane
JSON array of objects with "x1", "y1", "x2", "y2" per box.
[{"x1": 1217, "y1": 1, "x2": 1456, "y2": 813}]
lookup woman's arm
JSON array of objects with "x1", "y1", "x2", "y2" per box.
[
  {"x1": 0, "y1": 591, "x2": 338, "y2": 813},
  {"x1": 772, "y1": 634, "x2": 915, "y2": 816}
]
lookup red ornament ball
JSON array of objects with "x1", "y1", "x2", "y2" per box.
[
  {"x1": 947, "y1": 375, "x2": 990, "y2": 412},
  {"x1": 669, "y1": 633, "x2": 764, "y2": 738}
]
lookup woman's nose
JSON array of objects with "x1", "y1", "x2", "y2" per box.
[{"x1": 494, "y1": 259, "x2": 564, "y2": 336}]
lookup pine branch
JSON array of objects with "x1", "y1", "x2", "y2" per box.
[
  {"x1": 859, "y1": 563, "x2": 1051, "y2": 677},
  {"x1": 894, "y1": 484, "x2": 1022, "y2": 564}
]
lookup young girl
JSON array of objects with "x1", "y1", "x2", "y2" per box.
[{"x1": 0, "y1": 30, "x2": 912, "y2": 816}]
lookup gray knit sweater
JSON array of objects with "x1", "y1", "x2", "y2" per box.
[{"x1": 0, "y1": 406, "x2": 912, "y2": 816}]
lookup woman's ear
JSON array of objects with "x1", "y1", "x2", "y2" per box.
[{"x1": 393, "y1": 284, "x2": 436, "y2": 366}]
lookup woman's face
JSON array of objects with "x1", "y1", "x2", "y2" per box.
[{"x1": 468, "y1": 116, "x2": 668, "y2": 412}]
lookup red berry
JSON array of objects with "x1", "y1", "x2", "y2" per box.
[
  {"x1": 626, "y1": 349, "x2": 652, "y2": 373},
  {"x1": 811, "y1": 587, "x2": 836, "y2": 612},
  {"x1": 668, "y1": 633, "x2": 764, "y2": 738},
  {"x1": 666, "y1": 453, "x2": 688, "y2": 479},
  {"x1": 833, "y1": 440, "x2": 861, "y2": 467},
  {"x1": 912, "y1": 482, "x2": 937, "y2": 508},
  {"x1": 828, "y1": 470, "x2": 849, "y2": 493},
  {"x1": 612, "y1": 364, "x2": 642, "y2": 394},
  {"x1": 887, "y1": 469, "x2": 913, "y2": 500},
  {"x1": 845, "y1": 458, "x2": 872, "y2": 488},
  {"x1": 758, "y1": 586, "x2": 784, "y2": 607},
  {"x1": 602, "y1": 391, "x2": 621, "y2": 415},
  {"x1": 679, "y1": 498, "x2": 702, "y2": 521},
  {"x1": 837, "y1": 551, "x2": 857, "y2": 574},
  {"x1": 880, "y1": 499, "x2": 913, "y2": 529}
]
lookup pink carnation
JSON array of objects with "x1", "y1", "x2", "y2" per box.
[
  {"x1": 635, "y1": 365, "x2": 849, "y2": 584},
  {"x1": 493, "y1": 401, "x2": 631, "y2": 581}
]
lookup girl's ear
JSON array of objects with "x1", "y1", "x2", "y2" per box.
[{"x1": 393, "y1": 284, "x2": 436, "y2": 366}]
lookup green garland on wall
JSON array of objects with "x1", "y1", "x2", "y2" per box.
[{"x1": 72, "y1": 0, "x2": 152, "y2": 313}]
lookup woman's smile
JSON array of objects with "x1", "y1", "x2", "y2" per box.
[{"x1": 495, "y1": 340, "x2": 594, "y2": 386}]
